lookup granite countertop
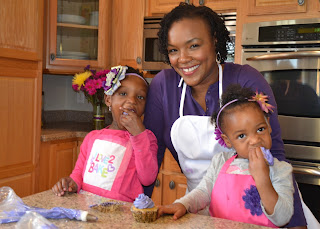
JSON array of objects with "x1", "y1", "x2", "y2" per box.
[
  {"x1": 41, "y1": 122, "x2": 93, "y2": 142},
  {"x1": 1, "y1": 190, "x2": 272, "y2": 229}
]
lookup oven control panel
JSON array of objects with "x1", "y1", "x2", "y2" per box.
[{"x1": 259, "y1": 23, "x2": 320, "y2": 42}]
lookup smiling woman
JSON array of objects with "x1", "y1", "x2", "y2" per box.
[{"x1": 143, "y1": 2, "x2": 308, "y2": 228}]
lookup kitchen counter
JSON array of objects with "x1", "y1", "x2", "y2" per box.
[
  {"x1": 1, "y1": 190, "x2": 272, "y2": 229},
  {"x1": 41, "y1": 122, "x2": 92, "y2": 142}
]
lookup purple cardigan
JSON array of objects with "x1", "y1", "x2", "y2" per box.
[
  {"x1": 143, "y1": 63, "x2": 306, "y2": 227},
  {"x1": 144, "y1": 63, "x2": 284, "y2": 166}
]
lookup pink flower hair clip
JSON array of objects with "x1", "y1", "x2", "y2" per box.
[{"x1": 248, "y1": 90, "x2": 274, "y2": 113}]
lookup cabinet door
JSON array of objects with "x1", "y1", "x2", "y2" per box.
[
  {"x1": 162, "y1": 172, "x2": 187, "y2": 205},
  {"x1": 197, "y1": 0, "x2": 238, "y2": 11},
  {"x1": 38, "y1": 140, "x2": 77, "y2": 192},
  {"x1": 49, "y1": 141, "x2": 77, "y2": 188},
  {"x1": 110, "y1": 0, "x2": 145, "y2": 68},
  {"x1": 0, "y1": 0, "x2": 43, "y2": 198},
  {"x1": 147, "y1": 0, "x2": 184, "y2": 15},
  {"x1": 247, "y1": 0, "x2": 306, "y2": 15},
  {"x1": 44, "y1": 0, "x2": 112, "y2": 74},
  {"x1": 151, "y1": 173, "x2": 163, "y2": 206}
]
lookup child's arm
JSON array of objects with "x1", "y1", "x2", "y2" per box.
[
  {"x1": 131, "y1": 129, "x2": 158, "y2": 186},
  {"x1": 159, "y1": 152, "x2": 230, "y2": 219},
  {"x1": 249, "y1": 147, "x2": 278, "y2": 214},
  {"x1": 249, "y1": 147, "x2": 294, "y2": 226},
  {"x1": 69, "y1": 132, "x2": 93, "y2": 193}
]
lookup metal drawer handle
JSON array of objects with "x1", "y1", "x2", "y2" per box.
[
  {"x1": 246, "y1": 51, "x2": 320, "y2": 61},
  {"x1": 169, "y1": 181, "x2": 175, "y2": 190},
  {"x1": 155, "y1": 179, "x2": 160, "y2": 187},
  {"x1": 293, "y1": 166, "x2": 320, "y2": 176}
]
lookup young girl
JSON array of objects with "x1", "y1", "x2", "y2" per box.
[
  {"x1": 158, "y1": 84, "x2": 294, "y2": 228},
  {"x1": 52, "y1": 66, "x2": 158, "y2": 202}
]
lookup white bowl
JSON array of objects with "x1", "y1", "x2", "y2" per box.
[{"x1": 57, "y1": 14, "x2": 86, "y2": 25}]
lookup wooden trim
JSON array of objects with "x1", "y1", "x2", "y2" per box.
[
  {"x1": 0, "y1": 48, "x2": 40, "y2": 61},
  {"x1": 0, "y1": 163, "x2": 34, "y2": 179}
]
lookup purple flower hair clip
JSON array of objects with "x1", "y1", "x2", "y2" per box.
[{"x1": 248, "y1": 90, "x2": 274, "y2": 113}]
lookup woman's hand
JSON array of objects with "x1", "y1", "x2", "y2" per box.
[
  {"x1": 119, "y1": 106, "x2": 145, "y2": 136},
  {"x1": 52, "y1": 177, "x2": 78, "y2": 197},
  {"x1": 158, "y1": 203, "x2": 187, "y2": 220}
]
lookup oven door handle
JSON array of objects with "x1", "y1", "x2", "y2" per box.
[
  {"x1": 292, "y1": 165, "x2": 320, "y2": 176},
  {"x1": 246, "y1": 50, "x2": 320, "y2": 61}
]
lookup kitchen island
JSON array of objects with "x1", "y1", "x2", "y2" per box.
[{"x1": 1, "y1": 190, "x2": 272, "y2": 229}]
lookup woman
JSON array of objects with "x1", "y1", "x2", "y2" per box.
[{"x1": 143, "y1": 3, "x2": 306, "y2": 228}]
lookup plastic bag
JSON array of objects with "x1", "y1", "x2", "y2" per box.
[
  {"x1": 0, "y1": 186, "x2": 97, "y2": 224},
  {"x1": 15, "y1": 211, "x2": 58, "y2": 229}
]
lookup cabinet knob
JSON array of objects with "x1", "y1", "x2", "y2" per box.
[
  {"x1": 155, "y1": 179, "x2": 160, "y2": 187},
  {"x1": 297, "y1": 0, "x2": 304, "y2": 5},
  {"x1": 185, "y1": 0, "x2": 190, "y2": 4},
  {"x1": 136, "y1": 57, "x2": 142, "y2": 65},
  {"x1": 199, "y1": 0, "x2": 204, "y2": 5},
  {"x1": 50, "y1": 53, "x2": 55, "y2": 61},
  {"x1": 169, "y1": 181, "x2": 175, "y2": 190}
]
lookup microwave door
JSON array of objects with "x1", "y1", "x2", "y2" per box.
[{"x1": 143, "y1": 29, "x2": 170, "y2": 71}]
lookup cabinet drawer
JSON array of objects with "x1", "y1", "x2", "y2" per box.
[{"x1": 161, "y1": 172, "x2": 187, "y2": 205}]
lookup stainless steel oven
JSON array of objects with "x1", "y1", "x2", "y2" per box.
[
  {"x1": 242, "y1": 18, "x2": 320, "y2": 221},
  {"x1": 142, "y1": 13, "x2": 236, "y2": 71}
]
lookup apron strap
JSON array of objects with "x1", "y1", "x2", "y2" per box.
[{"x1": 178, "y1": 63, "x2": 223, "y2": 117}]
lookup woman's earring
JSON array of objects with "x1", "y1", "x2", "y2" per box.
[
  {"x1": 216, "y1": 51, "x2": 221, "y2": 64},
  {"x1": 108, "y1": 106, "x2": 111, "y2": 112}
]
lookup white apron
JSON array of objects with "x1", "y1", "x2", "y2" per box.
[
  {"x1": 170, "y1": 64, "x2": 319, "y2": 227},
  {"x1": 170, "y1": 63, "x2": 235, "y2": 193}
]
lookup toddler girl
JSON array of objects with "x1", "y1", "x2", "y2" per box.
[
  {"x1": 52, "y1": 66, "x2": 158, "y2": 202},
  {"x1": 158, "y1": 84, "x2": 294, "y2": 228}
]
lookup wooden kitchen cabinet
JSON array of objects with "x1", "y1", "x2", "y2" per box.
[
  {"x1": 151, "y1": 149, "x2": 187, "y2": 206},
  {"x1": 43, "y1": 0, "x2": 112, "y2": 75},
  {"x1": 37, "y1": 139, "x2": 81, "y2": 193},
  {"x1": 0, "y1": 0, "x2": 43, "y2": 198},
  {"x1": 147, "y1": 0, "x2": 238, "y2": 16},
  {"x1": 247, "y1": 0, "x2": 306, "y2": 15},
  {"x1": 110, "y1": 0, "x2": 145, "y2": 69}
]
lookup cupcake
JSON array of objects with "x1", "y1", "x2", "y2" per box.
[{"x1": 131, "y1": 194, "x2": 158, "y2": 223}]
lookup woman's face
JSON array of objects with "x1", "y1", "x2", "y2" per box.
[{"x1": 167, "y1": 17, "x2": 218, "y2": 88}]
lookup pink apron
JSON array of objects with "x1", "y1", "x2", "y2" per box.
[{"x1": 209, "y1": 155, "x2": 277, "y2": 228}]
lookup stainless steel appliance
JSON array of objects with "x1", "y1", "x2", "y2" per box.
[
  {"x1": 242, "y1": 18, "x2": 320, "y2": 221},
  {"x1": 142, "y1": 13, "x2": 236, "y2": 71}
]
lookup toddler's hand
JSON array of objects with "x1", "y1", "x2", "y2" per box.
[
  {"x1": 248, "y1": 147, "x2": 270, "y2": 182},
  {"x1": 119, "y1": 107, "x2": 145, "y2": 136},
  {"x1": 52, "y1": 177, "x2": 77, "y2": 197},
  {"x1": 158, "y1": 203, "x2": 187, "y2": 220}
]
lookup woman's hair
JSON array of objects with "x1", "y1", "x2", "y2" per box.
[
  {"x1": 125, "y1": 65, "x2": 149, "y2": 86},
  {"x1": 158, "y1": 2, "x2": 230, "y2": 65},
  {"x1": 211, "y1": 84, "x2": 263, "y2": 132}
]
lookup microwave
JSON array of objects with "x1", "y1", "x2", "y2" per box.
[
  {"x1": 142, "y1": 17, "x2": 171, "y2": 71},
  {"x1": 142, "y1": 14, "x2": 236, "y2": 71}
]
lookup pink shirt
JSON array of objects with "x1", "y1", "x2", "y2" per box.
[{"x1": 70, "y1": 128, "x2": 158, "y2": 202}]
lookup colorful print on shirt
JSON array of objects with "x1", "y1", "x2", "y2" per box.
[{"x1": 83, "y1": 139, "x2": 126, "y2": 191}]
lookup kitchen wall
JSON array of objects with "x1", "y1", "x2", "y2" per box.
[{"x1": 43, "y1": 74, "x2": 92, "y2": 111}]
